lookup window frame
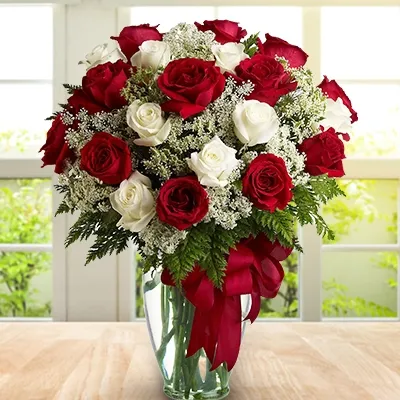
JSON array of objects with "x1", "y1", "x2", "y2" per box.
[{"x1": 1, "y1": 1, "x2": 398, "y2": 322}]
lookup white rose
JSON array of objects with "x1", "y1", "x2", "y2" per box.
[
  {"x1": 130, "y1": 40, "x2": 170, "y2": 70},
  {"x1": 211, "y1": 42, "x2": 249, "y2": 74},
  {"x1": 187, "y1": 136, "x2": 239, "y2": 187},
  {"x1": 320, "y1": 97, "x2": 352, "y2": 133},
  {"x1": 79, "y1": 44, "x2": 123, "y2": 70},
  {"x1": 110, "y1": 172, "x2": 156, "y2": 232},
  {"x1": 127, "y1": 100, "x2": 172, "y2": 147},
  {"x1": 233, "y1": 100, "x2": 280, "y2": 146}
]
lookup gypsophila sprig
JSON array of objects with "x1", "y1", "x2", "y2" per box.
[
  {"x1": 122, "y1": 67, "x2": 166, "y2": 104},
  {"x1": 139, "y1": 218, "x2": 188, "y2": 256},
  {"x1": 266, "y1": 125, "x2": 310, "y2": 186},
  {"x1": 276, "y1": 66, "x2": 327, "y2": 141},
  {"x1": 163, "y1": 23, "x2": 217, "y2": 60},
  {"x1": 183, "y1": 78, "x2": 254, "y2": 146},
  {"x1": 41, "y1": 21, "x2": 354, "y2": 372}
]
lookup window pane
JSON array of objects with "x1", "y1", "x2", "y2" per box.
[
  {"x1": 322, "y1": 252, "x2": 397, "y2": 318},
  {"x1": 0, "y1": 252, "x2": 52, "y2": 318},
  {"x1": 322, "y1": 180, "x2": 398, "y2": 245},
  {"x1": 260, "y1": 252, "x2": 299, "y2": 318},
  {"x1": 0, "y1": 179, "x2": 52, "y2": 244},
  {"x1": 136, "y1": 255, "x2": 144, "y2": 318},
  {"x1": 130, "y1": 7, "x2": 215, "y2": 32},
  {"x1": 342, "y1": 84, "x2": 400, "y2": 157},
  {"x1": 0, "y1": 6, "x2": 53, "y2": 80},
  {"x1": 217, "y1": 7, "x2": 303, "y2": 47},
  {"x1": 321, "y1": 7, "x2": 400, "y2": 79},
  {"x1": 0, "y1": 84, "x2": 52, "y2": 158}
]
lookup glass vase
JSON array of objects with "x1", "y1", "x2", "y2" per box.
[{"x1": 143, "y1": 271, "x2": 249, "y2": 400}]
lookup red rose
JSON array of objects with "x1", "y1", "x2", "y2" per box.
[
  {"x1": 55, "y1": 143, "x2": 76, "y2": 174},
  {"x1": 242, "y1": 153, "x2": 293, "y2": 212},
  {"x1": 156, "y1": 176, "x2": 209, "y2": 230},
  {"x1": 80, "y1": 132, "x2": 132, "y2": 185},
  {"x1": 158, "y1": 58, "x2": 225, "y2": 119},
  {"x1": 318, "y1": 76, "x2": 358, "y2": 123},
  {"x1": 111, "y1": 24, "x2": 162, "y2": 61},
  {"x1": 257, "y1": 34, "x2": 308, "y2": 68},
  {"x1": 40, "y1": 115, "x2": 76, "y2": 173},
  {"x1": 81, "y1": 60, "x2": 131, "y2": 112},
  {"x1": 298, "y1": 128, "x2": 346, "y2": 178},
  {"x1": 67, "y1": 89, "x2": 107, "y2": 115},
  {"x1": 194, "y1": 20, "x2": 247, "y2": 44},
  {"x1": 235, "y1": 54, "x2": 297, "y2": 106}
]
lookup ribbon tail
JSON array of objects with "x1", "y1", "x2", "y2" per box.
[
  {"x1": 187, "y1": 308, "x2": 210, "y2": 358},
  {"x1": 211, "y1": 295, "x2": 242, "y2": 371}
]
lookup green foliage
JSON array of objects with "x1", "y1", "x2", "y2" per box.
[
  {"x1": 292, "y1": 182, "x2": 336, "y2": 240},
  {"x1": 163, "y1": 222, "x2": 213, "y2": 285},
  {"x1": 252, "y1": 208, "x2": 300, "y2": 250},
  {"x1": 0, "y1": 179, "x2": 52, "y2": 317},
  {"x1": 122, "y1": 67, "x2": 166, "y2": 104},
  {"x1": 242, "y1": 32, "x2": 260, "y2": 57},
  {"x1": 65, "y1": 209, "x2": 137, "y2": 265},
  {"x1": 63, "y1": 83, "x2": 82, "y2": 95}
]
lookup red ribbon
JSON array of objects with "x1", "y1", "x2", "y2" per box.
[{"x1": 161, "y1": 233, "x2": 292, "y2": 371}]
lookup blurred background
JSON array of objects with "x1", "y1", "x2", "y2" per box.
[{"x1": 0, "y1": 1, "x2": 398, "y2": 321}]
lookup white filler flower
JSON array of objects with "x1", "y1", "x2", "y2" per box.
[
  {"x1": 320, "y1": 97, "x2": 352, "y2": 133},
  {"x1": 127, "y1": 100, "x2": 172, "y2": 147},
  {"x1": 187, "y1": 136, "x2": 239, "y2": 187},
  {"x1": 79, "y1": 43, "x2": 123, "y2": 70},
  {"x1": 110, "y1": 172, "x2": 156, "y2": 232},
  {"x1": 233, "y1": 99, "x2": 280, "y2": 146},
  {"x1": 131, "y1": 40, "x2": 171, "y2": 70},
  {"x1": 211, "y1": 42, "x2": 249, "y2": 74}
]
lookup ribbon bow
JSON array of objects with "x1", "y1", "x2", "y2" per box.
[{"x1": 161, "y1": 233, "x2": 292, "y2": 371}]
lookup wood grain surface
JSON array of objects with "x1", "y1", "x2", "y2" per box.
[{"x1": 0, "y1": 322, "x2": 399, "y2": 400}]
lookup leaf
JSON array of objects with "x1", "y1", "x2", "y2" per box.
[
  {"x1": 242, "y1": 32, "x2": 260, "y2": 57},
  {"x1": 252, "y1": 208, "x2": 296, "y2": 249},
  {"x1": 163, "y1": 222, "x2": 213, "y2": 285},
  {"x1": 55, "y1": 201, "x2": 71, "y2": 216},
  {"x1": 143, "y1": 273, "x2": 161, "y2": 293}
]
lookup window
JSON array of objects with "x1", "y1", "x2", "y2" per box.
[
  {"x1": 0, "y1": 5, "x2": 53, "y2": 319},
  {"x1": 319, "y1": 6, "x2": 400, "y2": 320},
  {"x1": 130, "y1": 3, "x2": 400, "y2": 322}
]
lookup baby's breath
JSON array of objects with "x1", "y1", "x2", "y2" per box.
[
  {"x1": 58, "y1": 165, "x2": 115, "y2": 213},
  {"x1": 204, "y1": 185, "x2": 252, "y2": 230},
  {"x1": 266, "y1": 125, "x2": 310, "y2": 186},
  {"x1": 139, "y1": 218, "x2": 188, "y2": 256},
  {"x1": 276, "y1": 67, "x2": 326, "y2": 142},
  {"x1": 163, "y1": 23, "x2": 217, "y2": 60}
]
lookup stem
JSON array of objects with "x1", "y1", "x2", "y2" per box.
[
  {"x1": 203, "y1": 357, "x2": 217, "y2": 392},
  {"x1": 172, "y1": 289, "x2": 185, "y2": 391},
  {"x1": 216, "y1": 364, "x2": 229, "y2": 389}
]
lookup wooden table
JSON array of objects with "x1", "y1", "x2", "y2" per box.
[{"x1": 0, "y1": 322, "x2": 399, "y2": 400}]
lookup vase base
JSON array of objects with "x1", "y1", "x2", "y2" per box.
[{"x1": 164, "y1": 386, "x2": 230, "y2": 400}]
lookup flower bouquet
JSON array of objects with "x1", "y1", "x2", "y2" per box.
[{"x1": 40, "y1": 19, "x2": 357, "y2": 400}]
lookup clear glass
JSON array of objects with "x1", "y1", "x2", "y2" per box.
[
  {"x1": 0, "y1": 6, "x2": 53, "y2": 79},
  {"x1": 0, "y1": 252, "x2": 52, "y2": 318},
  {"x1": 321, "y1": 7, "x2": 400, "y2": 79},
  {"x1": 216, "y1": 6, "x2": 303, "y2": 47},
  {"x1": 130, "y1": 7, "x2": 215, "y2": 32},
  {"x1": 322, "y1": 180, "x2": 398, "y2": 245},
  {"x1": 0, "y1": 179, "x2": 52, "y2": 317},
  {"x1": 143, "y1": 271, "x2": 250, "y2": 400},
  {"x1": 0, "y1": 83, "x2": 52, "y2": 158},
  {"x1": 340, "y1": 84, "x2": 400, "y2": 158},
  {"x1": 322, "y1": 252, "x2": 397, "y2": 318}
]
